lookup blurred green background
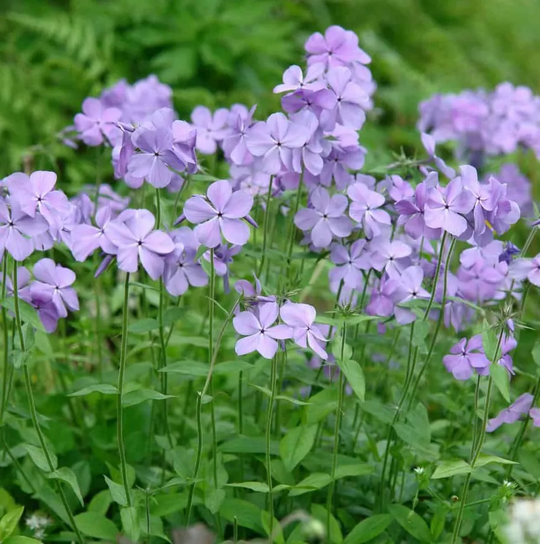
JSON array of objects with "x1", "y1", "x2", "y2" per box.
[{"x1": 1, "y1": 0, "x2": 539, "y2": 178}]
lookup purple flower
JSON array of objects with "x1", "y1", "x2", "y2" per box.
[
  {"x1": 424, "y1": 178, "x2": 475, "y2": 237},
  {"x1": 5, "y1": 171, "x2": 69, "y2": 235},
  {"x1": 294, "y1": 188, "x2": 352, "y2": 248},
  {"x1": 321, "y1": 66, "x2": 369, "y2": 130},
  {"x1": 370, "y1": 240, "x2": 412, "y2": 277},
  {"x1": 31, "y1": 293, "x2": 61, "y2": 333},
  {"x1": 291, "y1": 110, "x2": 325, "y2": 176},
  {"x1": 443, "y1": 335, "x2": 490, "y2": 380},
  {"x1": 0, "y1": 199, "x2": 49, "y2": 261},
  {"x1": 280, "y1": 302, "x2": 328, "y2": 359},
  {"x1": 74, "y1": 97, "x2": 122, "y2": 146},
  {"x1": 329, "y1": 240, "x2": 369, "y2": 289},
  {"x1": 71, "y1": 206, "x2": 118, "y2": 262},
  {"x1": 30, "y1": 259, "x2": 79, "y2": 318},
  {"x1": 395, "y1": 177, "x2": 442, "y2": 240},
  {"x1": 203, "y1": 243, "x2": 242, "y2": 292},
  {"x1": 347, "y1": 182, "x2": 390, "y2": 238},
  {"x1": 274, "y1": 64, "x2": 326, "y2": 94},
  {"x1": 365, "y1": 276, "x2": 397, "y2": 318},
  {"x1": 487, "y1": 393, "x2": 534, "y2": 432},
  {"x1": 530, "y1": 407, "x2": 540, "y2": 427},
  {"x1": 305, "y1": 26, "x2": 370, "y2": 68},
  {"x1": 183, "y1": 180, "x2": 254, "y2": 248},
  {"x1": 191, "y1": 106, "x2": 229, "y2": 154},
  {"x1": 106, "y1": 209, "x2": 175, "y2": 280},
  {"x1": 163, "y1": 227, "x2": 208, "y2": 296},
  {"x1": 392, "y1": 266, "x2": 430, "y2": 325},
  {"x1": 509, "y1": 255, "x2": 540, "y2": 287},
  {"x1": 245, "y1": 113, "x2": 308, "y2": 174},
  {"x1": 499, "y1": 241, "x2": 520, "y2": 264},
  {"x1": 233, "y1": 302, "x2": 292, "y2": 359},
  {"x1": 128, "y1": 123, "x2": 187, "y2": 188},
  {"x1": 222, "y1": 106, "x2": 256, "y2": 166},
  {"x1": 3, "y1": 266, "x2": 32, "y2": 303}
]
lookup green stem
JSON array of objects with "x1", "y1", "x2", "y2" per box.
[
  {"x1": 257, "y1": 176, "x2": 274, "y2": 278},
  {"x1": 1, "y1": 258, "x2": 10, "y2": 423},
  {"x1": 207, "y1": 250, "x2": 218, "y2": 491},
  {"x1": 451, "y1": 329, "x2": 504, "y2": 543},
  {"x1": 423, "y1": 231, "x2": 447, "y2": 320},
  {"x1": 327, "y1": 324, "x2": 347, "y2": 535},
  {"x1": 266, "y1": 354, "x2": 278, "y2": 535},
  {"x1": 185, "y1": 295, "x2": 240, "y2": 526},
  {"x1": 407, "y1": 236, "x2": 456, "y2": 408},
  {"x1": 117, "y1": 273, "x2": 133, "y2": 507},
  {"x1": 13, "y1": 264, "x2": 85, "y2": 544},
  {"x1": 378, "y1": 323, "x2": 416, "y2": 510}
]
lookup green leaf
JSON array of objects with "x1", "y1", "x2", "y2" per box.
[
  {"x1": 311, "y1": 504, "x2": 342, "y2": 544},
  {"x1": 289, "y1": 473, "x2": 332, "y2": 497},
  {"x1": 1, "y1": 298, "x2": 44, "y2": 331},
  {"x1": 532, "y1": 339, "x2": 540, "y2": 367},
  {"x1": 160, "y1": 361, "x2": 208, "y2": 376},
  {"x1": 0, "y1": 506, "x2": 24, "y2": 541},
  {"x1": 219, "y1": 437, "x2": 279, "y2": 455},
  {"x1": 361, "y1": 400, "x2": 395, "y2": 424},
  {"x1": 88, "y1": 490, "x2": 111, "y2": 516},
  {"x1": 4, "y1": 537, "x2": 43, "y2": 544},
  {"x1": 122, "y1": 389, "x2": 176, "y2": 407},
  {"x1": 205, "y1": 488, "x2": 225, "y2": 515},
  {"x1": 474, "y1": 454, "x2": 517, "y2": 468},
  {"x1": 388, "y1": 504, "x2": 432, "y2": 543},
  {"x1": 337, "y1": 359, "x2": 365, "y2": 402},
  {"x1": 411, "y1": 320, "x2": 430, "y2": 350},
  {"x1": 305, "y1": 388, "x2": 338, "y2": 425},
  {"x1": 74, "y1": 512, "x2": 119, "y2": 541},
  {"x1": 69, "y1": 384, "x2": 118, "y2": 397},
  {"x1": 490, "y1": 363, "x2": 510, "y2": 403},
  {"x1": 481, "y1": 323, "x2": 498, "y2": 361},
  {"x1": 227, "y1": 482, "x2": 269, "y2": 493},
  {"x1": 334, "y1": 464, "x2": 374, "y2": 480},
  {"x1": 121, "y1": 506, "x2": 140, "y2": 543},
  {"x1": 220, "y1": 499, "x2": 264, "y2": 533},
  {"x1": 344, "y1": 514, "x2": 392, "y2": 544},
  {"x1": 129, "y1": 318, "x2": 159, "y2": 334},
  {"x1": 431, "y1": 459, "x2": 471, "y2": 479},
  {"x1": 279, "y1": 425, "x2": 317, "y2": 472},
  {"x1": 104, "y1": 476, "x2": 128, "y2": 506},
  {"x1": 48, "y1": 467, "x2": 84, "y2": 506},
  {"x1": 24, "y1": 444, "x2": 56, "y2": 472}
]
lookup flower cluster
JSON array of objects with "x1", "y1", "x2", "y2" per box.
[{"x1": 233, "y1": 281, "x2": 328, "y2": 360}]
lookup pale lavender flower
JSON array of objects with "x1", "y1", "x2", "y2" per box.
[
  {"x1": 0, "y1": 199, "x2": 48, "y2": 261},
  {"x1": 392, "y1": 266, "x2": 430, "y2": 325},
  {"x1": 347, "y1": 182, "x2": 390, "y2": 238},
  {"x1": 280, "y1": 302, "x2": 328, "y2": 359},
  {"x1": 222, "y1": 105, "x2": 256, "y2": 166},
  {"x1": 509, "y1": 255, "x2": 540, "y2": 287},
  {"x1": 30, "y1": 259, "x2": 79, "y2": 318},
  {"x1": 71, "y1": 206, "x2": 117, "y2": 262},
  {"x1": 274, "y1": 64, "x2": 326, "y2": 94},
  {"x1": 183, "y1": 180, "x2": 253, "y2": 248},
  {"x1": 74, "y1": 97, "x2": 122, "y2": 146},
  {"x1": 365, "y1": 276, "x2": 397, "y2": 318},
  {"x1": 329, "y1": 240, "x2": 369, "y2": 289},
  {"x1": 245, "y1": 113, "x2": 308, "y2": 174},
  {"x1": 424, "y1": 178, "x2": 475, "y2": 237},
  {"x1": 370, "y1": 240, "x2": 412, "y2": 277},
  {"x1": 487, "y1": 394, "x2": 534, "y2": 432},
  {"x1": 106, "y1": 209, "x2": 175, "y2": 280},
  {"x1": 530, "y1": 408, "x2": 540, "y2": 427},
  {"x1": 191, "y1": 106, "x2": 229, "y2": 155},
  {"x1": 443, "y1": 335, "x2": 490, "y2": 381},
  {"x1": 163, "y1": 227, "x2": 208, "y2": 296},
  {"x1": 294, "y1": 187, "x2": 352, "y2": 248},
  {"x1": 233, "y1": 302, "x2": 292, "y2": 359}
]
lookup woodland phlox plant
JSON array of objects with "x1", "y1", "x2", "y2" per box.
[{"x1": 0, "y1": 24, "x2": 539, "y2": 544}]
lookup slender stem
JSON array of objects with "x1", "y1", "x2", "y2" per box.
[
  {"x1": 185, "y1": 296, "x2": 240, "y2": 526},
  {"x1": 266, "y1": 354, "x2": 278, "y2": 535},
  {"x1": 207, "y1": 251, "x2": 219, "y2": 492},
  {"x1": 13, "y1": 264, "x2": 85, "y2": 544},
  {"x1": 117, "y1": 273, "x2": 133, "y2": 507},
  {"x1": 1, "y1": 258, "x2": 10, "y2": 423},
  {"x1": 257, "y1": 176, "x2": 274, "y2": 278},
  {"x1": 423, "y1": 231, "x2": 447, "y2": 320},
  {"x1": 378, "y1": 323, "x2": 416, "y2": 510},
  {"x1": 327, "y1": 324, "x2": 347, "y2": 534},
  {"x1": 281, "y1": 178, "x2": 304, "y2": 293},
  {"x1": 407, "y1": 236, "x2": 456, "y2": 408},
  {"x1": 506, "y1": 374, "x2": 540, "y2": 477},
  {"x1": 451, "y1": 329, "x2": 504, "y2": 543}
]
